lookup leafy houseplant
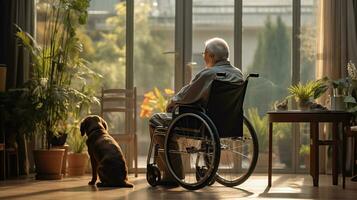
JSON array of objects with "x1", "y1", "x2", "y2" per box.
[
  {"x1": 344, "y1": 61, "x2": 357, "y2": 115},
  {"x1": 288, "y1": 77, "x2": 328, "y2": 110},
  {"x1": 16, "y1": 0, "x2": 99, "y2": 179}
]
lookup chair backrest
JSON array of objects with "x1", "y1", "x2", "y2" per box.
[
  {"x1": 100, "y1": 88, "x2": 137, "y2": 134},
  {"x1": 206, "y1": 80, "x2": 248, "y2": 138}
]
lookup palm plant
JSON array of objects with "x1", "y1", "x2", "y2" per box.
[
  {"x1": 288, "y1": 78, "x2": 328, "y2": 109},
  {"x1": 16, "y1": 0, "x2": 100, "y2": 149}
]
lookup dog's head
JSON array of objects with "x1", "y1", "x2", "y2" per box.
[{"x1": 80, "y1": 115, "x2": 108, "y2": 137}]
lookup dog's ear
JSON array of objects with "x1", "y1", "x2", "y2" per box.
[
  {"x1": 100, "y1": 117, "x2": 108, "y2": 130},
  {"x1": 80, "y1": 118, "x2": 88, "y2": 136}
]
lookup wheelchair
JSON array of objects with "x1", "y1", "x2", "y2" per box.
[{"x1": 146, "y1": 74, "x2": 259, "y2": 190}]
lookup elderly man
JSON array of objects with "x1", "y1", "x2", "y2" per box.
[{"x1": 148, "y1": 37, "x2": 243, "y2": 185}]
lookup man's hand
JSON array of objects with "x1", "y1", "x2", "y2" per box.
[{"x1": 166, "y1": 99, "x2": 175, "y2": 112}]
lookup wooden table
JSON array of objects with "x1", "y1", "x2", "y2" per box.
[{"x1": 267, "y1": 110, "x2": 352, "y2": 187}]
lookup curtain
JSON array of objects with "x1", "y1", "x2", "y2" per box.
[
  {"x1": 316, "y1": 0, "x2": 357, "y2": 175},
  {"x1": 0, "y1": 0, "x2": 35, "y2": 175},
  {"x1": 316, "y1": 0, "x2": 357, "y2": 80}
]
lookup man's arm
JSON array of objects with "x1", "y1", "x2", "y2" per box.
[{"x1": 166, "y1": 69, "x2": 214, "y2": 112}]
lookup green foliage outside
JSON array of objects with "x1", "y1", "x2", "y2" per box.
[
  {"x1": 80, "y1": 2, "x2": 172, "y2": 92},
  {"x1": 246, "y1": 108, "x2": 291, "y2": 152},
  {"x1": 78, "y1": 1, "x2": 173, "y2": 135},
  {"x1": 245, "y1": 16, "x2": 291, "y2": 115}
]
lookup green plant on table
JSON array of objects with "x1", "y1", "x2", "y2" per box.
[{"x1": 287, "y1": 77, "x2": 328, "y2": 104}]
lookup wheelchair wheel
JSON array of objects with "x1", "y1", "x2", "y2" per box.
[
  {"x1": 215, "y1": 116, "x2": 259, "y2": 187},
  {"x1": 164, "y1": 111, "x2": 220, "y2": 190},
  {"x1": 146, "y1": 164, "x2": 161, "y2": 187}
]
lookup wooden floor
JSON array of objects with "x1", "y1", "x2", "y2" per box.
[{"x1": 0, "y1": 174, "x2": 356, "y2": 200}]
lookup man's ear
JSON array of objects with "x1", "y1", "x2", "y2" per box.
[
  {"x1": 100, "y1": 117, "x2": 108, "y2": 130},
  {"x1": 80, "y1": 118, "x2": 87, "y2": 136}
]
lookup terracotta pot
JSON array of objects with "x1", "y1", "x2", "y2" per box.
[
  {"x1": 67, "y1": 153, "x2": 88, "y2": 176},
  {"x1": 52, "y1": 145, "x2": 69, "y2": 177},
  {"x1": 33, "y1": 149, "x2": 65, "y2": 180}
]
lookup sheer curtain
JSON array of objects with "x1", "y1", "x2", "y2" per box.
[
  {"x1": 316, "y1": 0, "x2": 357, "y2": 174},
  {"x1": 316, "y1": 0, "x2": 357, "y2": 81}
]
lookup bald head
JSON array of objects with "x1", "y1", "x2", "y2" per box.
[{"x1": 204, "y1": 37, "x2": 230, "y2": 63}]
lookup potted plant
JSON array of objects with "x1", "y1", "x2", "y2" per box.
[
  {"x1": 66, "y1": 120, "x2": 88, "y2": 176},
  {"x1": 330, "y1": 78, "x2": 348, "y2": 110},
  {"x1": 288, "y1": 77, "x2": 328, "y2": 110},
  {"x1": 16, "y1": 0, "x2": 99, "y2": 180}
]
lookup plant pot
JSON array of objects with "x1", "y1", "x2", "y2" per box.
[
  {"x1": 51, "y1": 133, "x2": 68, "y2": 146},
  {"x1": 33, "y1": 149, "x2": 65, "y2": 180},
  {"x1": 330, "y1": 96, "x2": 345, "y2": 111},
  {"x1": 298, "y1": 99, "x2": 310, "y2": 110},
  {"x1": 52, "y1": 144, "x2": 69, "y2": 177},
  {"x1": 67, "y1": 153, "x2": 88, "y2": 176}
]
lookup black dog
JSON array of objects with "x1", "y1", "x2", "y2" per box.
[{"x1": 80, "y1": 115, "x2": 133, "y2": 187}]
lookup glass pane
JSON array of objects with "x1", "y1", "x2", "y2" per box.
[
  {"x1": 134, "y1": 0, "x2": 175, "y2": 168},
  {"x1": 84, "y1": 0, "x2": 127, "y2": 133},
  {"x1": 299, "y1": 0, "x2": 320, "y2": 171},
  {"x1": 242, "y1": 0, "x2": 293, "y2": 171},
  {"x1": 36, "y1": 0, "x2": 126, "y2": 128},
  {"x1": 191, "y1": 0, "x2": 235, "y2": 77}
]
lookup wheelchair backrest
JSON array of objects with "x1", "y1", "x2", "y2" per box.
[{"x1": 206, "y1": 79, "x2": 248, "y2": 138}]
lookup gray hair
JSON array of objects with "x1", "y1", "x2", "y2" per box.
[{"x1": 204, "y1": 37, "x2": 230, "y2": 62}]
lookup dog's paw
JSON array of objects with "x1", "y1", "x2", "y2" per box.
[{"x1": 88, "y1": 180, "x2": 96, "y2": 185}]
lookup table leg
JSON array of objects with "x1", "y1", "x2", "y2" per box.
[
  {"x1": 310, "y1": 122, "x2": 319, "y2": 187},
  {"x1": 332, "y1": 122, "x2": 338, "y2": 185},
  {"x1": 342, "y1": 122, "x2": 347, "y2": 189},
  {"x1": 268, "y1": 122, "x2": 273, "y2": 187}
]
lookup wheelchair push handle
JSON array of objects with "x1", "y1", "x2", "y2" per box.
[{"x1": 248, "y1": 73, "x2": 259, "y2": 78}]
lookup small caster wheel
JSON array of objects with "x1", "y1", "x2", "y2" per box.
[
  {"x1": 147, "y1": 164, "x2": 161, "y2": 187},
  {"x1": 196, "y1": 166, "x2": 215, "y2": 186}
]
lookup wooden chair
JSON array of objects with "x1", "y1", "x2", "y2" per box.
[{"x1": 100, "y1": 88, "x2": 138, "y2": 177}]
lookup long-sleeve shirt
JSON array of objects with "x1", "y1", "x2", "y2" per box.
[{"x1": 166, "y1": 60, "x2": 243, "y2": 111}]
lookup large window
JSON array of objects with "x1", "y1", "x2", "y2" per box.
[
  {"x1": 191, "y1": 0, "x2": 235, "y2": 76},
  {"x1": 36, "y1": 0, "x2": 321, "y2": 172},
  {"x1": 298, "y1": 0, "x2": 319, "y2": 171},
  {"x1": 134, "y1": 0, "x2": 175, "y2": 167},
  {"x1": 242, "y1": 0, "x2": 293, "y2": 170}
]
